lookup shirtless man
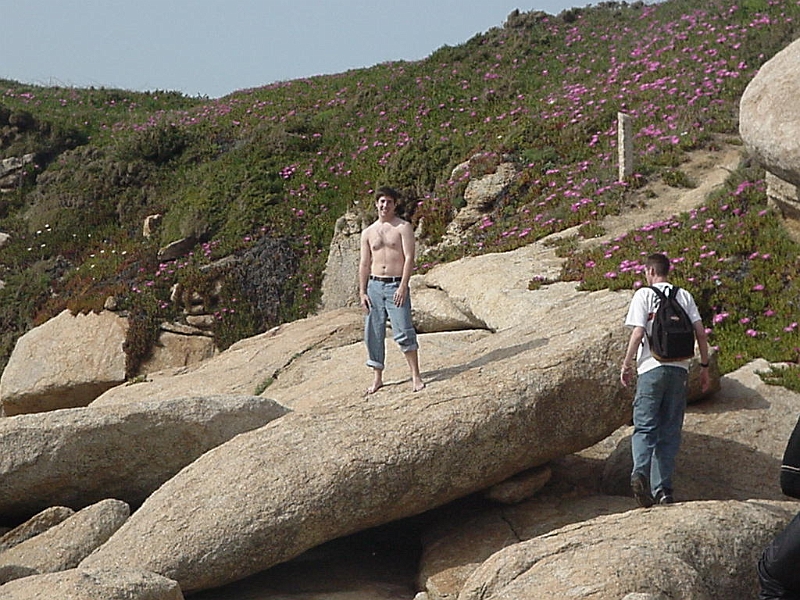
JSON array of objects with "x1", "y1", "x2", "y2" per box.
[{"x1": 359, "y1": 186, "x2": 425, "y2": 394}]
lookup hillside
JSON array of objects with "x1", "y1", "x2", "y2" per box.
[{"x1": 0, "y1": 0, "x2": 799, "y2": 380}]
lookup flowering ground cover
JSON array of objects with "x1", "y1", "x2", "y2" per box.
[{"x1": 0, "y1": 0, "x2": 799, "y2": 381}]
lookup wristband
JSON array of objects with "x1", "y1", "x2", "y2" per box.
[{"x1": 699, "y1": 362, "x2": 709, "y2": 368}]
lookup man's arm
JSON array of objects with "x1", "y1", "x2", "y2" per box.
[
  {"x1": 394, "y1": 221, "x2": 415, "y2": 307},
  {"x1": 620, "y1": 326, "x2": 645, "y2": 387},
  {"x1": 694, "y1": 319, "x2": 710, "y2": 392},
  {"x1": 359, "y1": 229, "x2": 372, "y2": 311}
]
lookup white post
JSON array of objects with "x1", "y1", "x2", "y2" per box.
[{"x1": 618, "y1": 112, "x2": 633, "y2": 182}]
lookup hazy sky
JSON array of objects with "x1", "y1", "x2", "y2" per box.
[{"x1": 2, "y1": 0, "x2": 596, "y2": 98}]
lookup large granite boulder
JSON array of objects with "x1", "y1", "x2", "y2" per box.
[
  {"x1": 0, "y1": 309, "x2": 221, "y2": 416},
  {"x1": 0, "y1": 499, "x2": 129, "y2": 584},
  {"x1": 458, "y1": 499, "x2": 796, "y2": 600},
  {"x1": 91, "y1": 308, "x2": 364, "y2": 407},
  {"x1": 0, "y1": 395, "x2": 288, "y2": 521},
  {"x1": 419, "y1": 493, "x2": 636, "y2": 600},
  {"x1": 0, "y1": 507, "x2": 74, "y2": 553},
  {"x1": 418, "y1": 357, "x2": 793, "y2": 599},
  {"x1": 81, "y1": 283, "x2": 634, "y2": 593},
  {"x1": 319, "y1": 210, "x2": 367, "y2": 311},
  {"x1": 0, "y1": 568, "x2": 183, "y2": 600},
  {"x1": 0, "y1": 310, "x2": 128, "y2": 415},
  {"x1": 138, "y1": 328, "x2": 218, "y2": 374},
  {"x1": 740, "y1": 37, "x2": 800, "y2": 187}
]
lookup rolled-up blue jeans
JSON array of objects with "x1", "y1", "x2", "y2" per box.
[
  {"x1": 631, "y1": 365, "x2": 688, "y2": 495},
  {"x1": 365, "y1": 278, "x2": 418, "y2": 370}
]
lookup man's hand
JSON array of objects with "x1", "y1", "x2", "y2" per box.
[
  {"x1": 620, "y1": 363, "x2": 634, "y2": 387},
  {"x1": 393, "y1": 284, "x2": 408, "y2": 307},
  {"x1": 360, "y1": 293, "x2": 371, "y2": 312},
  {"x1": 700, "y1": 367, "x2": 710, "y2": 393}
]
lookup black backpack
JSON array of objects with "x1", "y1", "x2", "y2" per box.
[{"x1": 647, "y1": 285, "x2": 696, "y2": 362}]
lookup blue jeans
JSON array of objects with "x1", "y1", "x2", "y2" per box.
[
  {"x1": 364, "y1": 278, "x2": 418, "y2": 370},
  {"x1": 759, "y1": 512, "x2": 800, "y2": 599},
  {"x1": 631, "y1": 365, "x2": 688, "y2": 495}
]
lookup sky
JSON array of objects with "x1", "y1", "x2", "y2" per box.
[{"x1": 2, "y1": 0, "x2": 595, "y2": 99}]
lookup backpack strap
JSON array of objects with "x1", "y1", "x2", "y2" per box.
[{"x1": 648, "y1": 285, "x2": 680, "y2": 302}]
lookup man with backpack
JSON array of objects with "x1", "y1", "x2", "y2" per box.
[{"x1": 620, "y1": 253, "x2": 710, "y2": 507}]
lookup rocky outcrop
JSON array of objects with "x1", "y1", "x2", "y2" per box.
[
  {"x1": 0, "y1": 507, "x2": 74, "y2": 553},
  {"x1": 0, "y1": 568, "x2": 183, "y2": 600},
  {"x1": 91, "y1": 308, "x2": 364, "y2": 406},
  {"x1": 320, "y1": 210, "x2": 367, "y2": 311},
  {"x1": 81, "y1": 283, "x2": 634, "y2": 593},
  {"x1": 458, "y1": 500, "x2": 795, "y2": 600},
  {"x1": 0, "y1": 395, "x2": 288, "y2": 520},
  {"x1": 0, "y1": 309, "x2": 220, "y2": 415},
  {"x1": 416, "y1": 358, "x2": 791, "y2": 599},
  {"x1": 0, "y1": 499, "x2": 129, "y2": 584},
  {"x1": 157, "y1": 237, "x2": 197, "y2": 262},
  {"x1": 436, "y1": 156, "x2": 518, "y2": 250},
  {"x1": 138, "y1": 328, "x2": 217, "y2": 373},
  {"x1": 418, "y1": 493, "x2": 638, "y2": 600},
  {"x1": 0, "y1": 141, "x2": 751, "y2": 596},
  {"x1": 0, "y1": 310, "x2": 128, "y2": 415},
  {"x1": 410, "y1": 281, "x2": 487, "y2": 333},
  {"x1": 740, "y1": 37, "x2": 800, "y2": 187},
  {"x1": 740, "y1": 37, "x2": 800, "y2": 240},
  {"x1": 0, "y1": 154, "x2": 34, "y2": 192}
]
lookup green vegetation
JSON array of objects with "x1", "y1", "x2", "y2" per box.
[{"x1": 1, "y1": 0, "x2": 799, "y2": 388}]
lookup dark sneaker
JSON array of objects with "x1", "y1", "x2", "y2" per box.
[
  {"x1": 655, "y1": 489, "x2": 675, "y2": 505},
  {"x1": 631, "y1": 473, "x2": 655, "y2": 508}
]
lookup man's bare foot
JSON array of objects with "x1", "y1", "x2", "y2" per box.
[
  {"x1": 412, "y1": 379, "x2": 426, "y2": 392},
  {"x1": 365, "y1": 381, "x2": 383, "y2": 396}
]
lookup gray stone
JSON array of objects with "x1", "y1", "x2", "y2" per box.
[
  {"x1": 157, "y1": 236, "x2": 197, "y2": 262},
  {"x1": 0, "y1": 506, "x2": 75, "y2": 552},
  {"x1": 320, "y1": 210, "x2": 367, "y2": 311},
  {"x1": 483, "y1": 465, "x2": 552, "y2": 505},
  {"x1": 0, "y1": 499, "x2": 129, "y2": 583},
  {"x1": 0, "y1": 567, "x2": 183, "y2": 599},
  {"x1": 418, "y1": 492, "x2": 636, "y2": 600},
  {"x1": 740, "y1": 37, "x2": 800, "y2": 187},
  {"x1": 139, "y1": 330, "x2": 217, "y2": 374},
  {"x1": 91, "y1": 308, "x2": 364, "y2": 406},
  {"x1": 410, "y1": 281, "x2": 486, "y2": 333},
  {"x1": 458, "y1": 500, "x2": 796, "y2": 600},
  {"x1": 0, "y1": 309, "x2": 128, "y2": 415},
  {"x1": 81, "y1": 285, "x2": 634, "y2": 594},
  {"x1": 0, "y1": 395, "x2": 288, "y2": 520}
]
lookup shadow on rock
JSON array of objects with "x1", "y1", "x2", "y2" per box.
[
  {"x1": 600, "y1": 431, "x2": 784, "y2": 501},
  {"x1": 423, "y1": 338, "x2": 548, "y2": 385}
]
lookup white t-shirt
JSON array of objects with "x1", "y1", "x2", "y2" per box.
[{"x1": 624, "y1": 282, "x2": 702, "y2": 374}]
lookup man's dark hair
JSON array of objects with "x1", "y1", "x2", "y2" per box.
[
  {"x1": 375, "y1": 186, "x2": 404, "y2": 216},
  {"x1": 375, "y1": 186, "x2": 401, "y2": 202},
  {"x1": 646, "y1": 253, "x2": 671, "y2": 277}
]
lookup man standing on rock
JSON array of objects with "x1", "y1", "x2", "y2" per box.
[
  {"x1": 620, "y1": 253, "x2": 709, "y2": 507},
  {"x1": 359, "y1": 186, "x2": 425, "y2": 395}
]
